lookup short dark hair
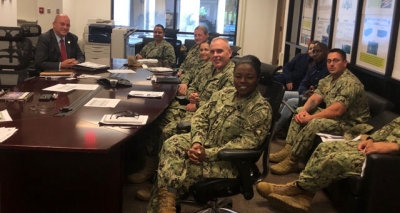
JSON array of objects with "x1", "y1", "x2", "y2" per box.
[
  {"x1": 309, "y1": 40, "x2": 320, "y2": 48},
  {"x1": 235, "y1": 55, "x2": 261, "y2": 77},
  {"x1": 329, "y1": 48, "x2": 346, "y2": 61},
  {"x1": 154, "y1": 24, "x2": 165, "y2": 33}
]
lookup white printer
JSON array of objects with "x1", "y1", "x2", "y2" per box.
[{"x1": 83, "y1": 19, "x2": 114, "y2": 60}]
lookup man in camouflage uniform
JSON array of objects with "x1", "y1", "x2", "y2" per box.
[
  {"x1": 136, "y1": 24, "x2": 176, "y2": 67},
  {"x1": 128, "y1": 37, "x2": 234, "y2": 186},
  {"x1": 147, "y1": 80, "x2": 272, "y2": 212},
  {"x1": 269, "y1": 48, "x2": 370, "y2": 175},
  {"x1": 161, "y1": 38, "x2": 235, "y2": 140},
  {"x1": 256, "y1": 116, "x2": 400, "y2": 213}
]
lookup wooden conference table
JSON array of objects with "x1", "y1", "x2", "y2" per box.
[{"x1": 0, "y1": 58, "x2": 178, "y2": 213}]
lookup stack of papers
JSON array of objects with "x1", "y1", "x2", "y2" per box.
[
  {"x1": 146, "y1": 67, "x2": 174, "y2": 72},
  {"x1": 0, "y1": 110, "x2": 12, "y2": 122},
  {"x1": 128, "y1": 91, "x2": 164, "y2": 98},
  {"x1": 75, "y1": 62, "x2": 109, "y2": 69},
  {"x1": 43, "y1": 84, "x2": 99, "y2": 92},
  {"x1": 138, "y1": 59, "x2": 158, "y2": 64},
  {"x1": 0, "y1": 127, "x2": 18, "y2": 143},
  {"x1": 84, "y1": 98, "x2": 121, "y2": 108},
  {"x1": 99, "y1": 114, "x2": 148, "y2": 125}
]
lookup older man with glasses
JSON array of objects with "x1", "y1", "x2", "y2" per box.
[{"x1": 266, "y1": 48, "x2": 371, "y2": 175}]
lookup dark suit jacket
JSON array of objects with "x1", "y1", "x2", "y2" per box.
[{"x1": 35, "y1": 29, "x2": 85, "y2": 71}]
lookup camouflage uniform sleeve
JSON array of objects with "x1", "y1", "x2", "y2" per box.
[
  {"x1": 332, "y1": 79, "x2": 363, "y2": 108},
  {"x1": 179, "y1": 45, "x2": 199, "y2": 74},
  {"x1": 162, "y1": 41, "x2": 176, "y2": 67},
  {"x1": 190, "y1": 91, "x2": 221, "y2": 145},
  {"x1": 205, "y1": 100, "x2": 272, "y2": 161},
  {"x1": 138, "y1": 41, "x2": 153, "y2": 58},
  {"x1": 370, "y1": 117, "x2": 400, "y2": 145}
]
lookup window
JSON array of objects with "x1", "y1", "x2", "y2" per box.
[{"x1": 112, "y1": 0, "x2": 239, "y2": 44}]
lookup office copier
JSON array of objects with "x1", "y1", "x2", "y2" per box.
[
  {"x1": 83, "y1": 19, "x2": 114, "y2": 60},
  {"x1": 111, "y1": 27, "x2": 136, "y2": 58}
]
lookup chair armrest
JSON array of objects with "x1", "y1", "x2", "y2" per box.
[
  {"x1": 176, "y1": 121, "x2": 191, "y2": 131},
  {"x1": 282, "y1": 100, "x2": 297, "y2": 114},
  {"x1": 218, "y1": 149, "x2": 261, "y2": 162},
  {"x1": 362, "y1": 153, "x2": 400, "y2": 212}
]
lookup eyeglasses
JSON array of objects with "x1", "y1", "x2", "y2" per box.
[
  {"x1": 110, "y1": 110, "x2": 139, "y2": 119},
  {"x1": 327, "y1": 59, "x2": 342, "y2": 64}
]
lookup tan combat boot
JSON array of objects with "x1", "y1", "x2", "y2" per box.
[
  {"x1": 136, "y1": 188, "x2": 151, "y2": 201},
  {"x1": 158, "y1": 188, "x2": 176, "y2": 213},
  {"x1": 267, "y1": 192, "x2": 314, "y2": 213},
  {"x1": 269, "y1": 144, "x2": 292, "y2": 163},
  {"x1": 270, "y1": 155, "x2": 300, "y2": 175},
  {"x1": 256, "y1": 181, "x2": 304, "y2": 199},
  {"x1": 128, "y1": 156, "x2": 158, "y2": 184}
]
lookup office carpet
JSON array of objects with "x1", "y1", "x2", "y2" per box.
[{"x1": 122, "y1": 138, "x2": 340, "y2": 213}]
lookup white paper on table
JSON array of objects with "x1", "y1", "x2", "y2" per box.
[
  {"x1": 66, "y1": 84, "x2": 99, "y2": 90},
  {"x1": 142, "y1": 64, "x2": 148, "y2": 68},
  {"x1": 0, "y1": 127, "x2": 18, "y2": 143},
  {"x1": 0, "y1": 110, "x2": 13, "y2": 122},
  {"x1": 43, "y1": 84, "x2": 77, "y2": 92},
  {"x1": 77, "y1": 74, "x2": 102, "y2": 79},
  {"x1": 147, "y1": 67, "x2": 174, "y2": 72},
  {"x1": 76, "y1": 61, "x2": 109, "y2": 69},
  {"x1": 137, "y1": 59, "x2": 158, "y2": 63},
  {"x1": 128, "y1": 91, "x2": 164, "y2": 98},
  {"x1": 84, "y1": 98, "x2": 121, "y2": 108},
  {"x1": 107, "y1": 69, "x2": 136, "y2": 74},
  {"x1": 99, "y1": 114, "x2": 148, "y2": 125}
]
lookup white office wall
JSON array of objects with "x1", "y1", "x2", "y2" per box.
[
  {"x1": 0, "y1": 0, "x2": 18, "y2": 26},
  {"x1": 74, "y1": 0, "x2": 111, "y2": 41},
  {"x1": 236, "y1": 0, "x2": 278, "y2": 64},
  {"x1": 17, "y1": 0, "x2": 37, "y2": 22},
  {"x1": 63, "y1": 0, "x2": 77, "y2": 34},
  {"x1": 36, "y1": 0, "x2": 62, "y2": 32}
]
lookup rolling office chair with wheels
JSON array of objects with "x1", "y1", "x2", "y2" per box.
[{"x1": 175, "y1": 80, "x2": 286, "y2": 213}]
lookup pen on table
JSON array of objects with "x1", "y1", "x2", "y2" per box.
[{"x1": 52, "y1": 93, "x2": 58, "y2": 100}]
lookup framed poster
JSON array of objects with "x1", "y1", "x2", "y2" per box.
[
  {"x1": 299, "y1": 0, "x2": 315, "y2": 47},
  {"x1": 356, "y1": 0, "x2": 395, "y2": 74},
  {"x1": 313, "y1": 0, "x2": 333, "y2": 46},
  {"x1": 392, "y1": 22, "x2": 400, "y2": 80},
  {"x1": 332, "y1": 0, "x2": 359, "y2": 61}
]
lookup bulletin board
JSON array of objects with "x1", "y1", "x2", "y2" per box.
[
  {"x1": 313, "y1": 0, "x2": 333, "y2": 46},
  {"x1": 332, "y1": 0, "x2": 359, "y2": 61},
  {"x1": 356, "y1": 0, "x2": 395, "y2": 74},
  {"x1": 299, "y1": 0, "x2": 315, "y2": 47}
]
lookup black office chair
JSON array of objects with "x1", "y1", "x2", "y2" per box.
[
  {"x1": 175, "y1": 80, "x2": 286, "y2": 213},
  {"x1": 0, "y1": 70, "x2": 29, "y2": 90},
  {"x1": 0, "y1": 26, "x2": 32, "y2": 71}
]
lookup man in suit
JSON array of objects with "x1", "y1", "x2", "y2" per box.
[{"x1": 35, "y1": 14, "x2": 85, "y2": 72}]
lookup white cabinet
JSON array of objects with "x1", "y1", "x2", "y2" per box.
[{"x1": 84, "y1": 43, "x2": 110, "y2": 60}]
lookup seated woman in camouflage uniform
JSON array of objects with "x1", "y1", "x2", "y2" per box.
[
  {"x1": 256, "y1": 116, "x2": 400, "y2": 213},
  {"x1": 147, "y1": 55, "x2": 273, "y2": 213},
  {"x1": 136, "y1": 24, "x2": 176, "y2": 67}
]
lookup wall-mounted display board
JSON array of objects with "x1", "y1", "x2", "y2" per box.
[
  {"x1": 356, "y1": 0, "x2": 395, "y2": 74},
  {"x1": 332, "y1": 0, "x2": 359, "y2": 61},
  {"x1": 392, "y1": 23, "x2": 400, "y2": 80},
  {"x1": 313, "y1": 0, "x2": 333, "y2": 46},
  {"x1": 299, "y1": 0, "x2": 315, "y2": 47}
]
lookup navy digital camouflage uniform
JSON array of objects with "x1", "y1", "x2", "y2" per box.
[
  {"x1": 146, "y1": 61, "x2": 234, "y2": 156},
  {"x1": 297, "y1": 116, "x2": 400, "y2": 192},
  {"x1": 161, "y1": 61, "x2": 235, "y2": 140},
  {"x1": 138, "y1": 40, "x2": 176, "y2": 67},
  {"x1": 179, "y1": 44, "x2": 202, "y2": 76},
  {"x1": 179, "y1": 59, "x2": 210, "y2": 86},
  {"x1": 147, "y1": 87, "x2": 272, "y2": 212},
  {"x1": 286, "y1": 69, "x2": 370, "y2": 159}
]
